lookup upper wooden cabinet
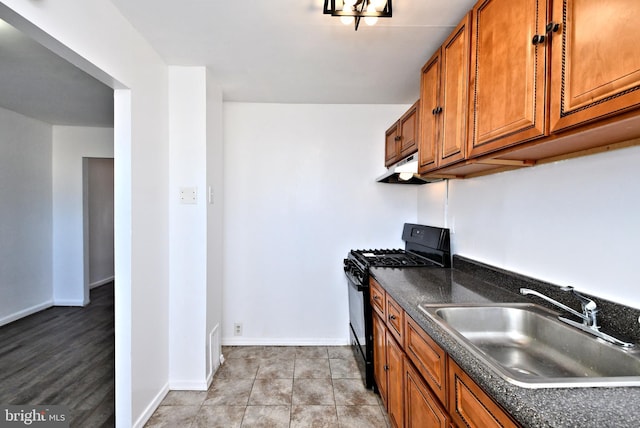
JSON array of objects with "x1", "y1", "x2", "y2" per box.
[
  {"x1": 549, "y1": 0, "x2": 640, "y2": 132},
  {"x1": 385, "y1": 101, "x2": 419, "y2": 167},
  {"x1": 419, "y1": 13, "x2": 471, "y2": 174},
  {"x1": 467, "y1": 0, "x2": 549, "y2": 158}
]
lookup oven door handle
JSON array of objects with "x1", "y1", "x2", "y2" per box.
[{"x1": 345, "y1": 270, "x2": 366, "y2": 292}]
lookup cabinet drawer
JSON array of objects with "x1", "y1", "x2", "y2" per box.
[
  {"x1": 386, "y1": 294, "x2": 405, "y2": 344},
  {"x1": 448, "y1": 357, "x2": 520, "y2": 428},
  {"x1": 405, "y1": 316, "x2": 447, "y2": 404},
  {"x1": 370, "y1": 278, "x2": 386, "y2": 319}
]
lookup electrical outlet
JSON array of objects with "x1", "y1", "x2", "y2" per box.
[{"x1": 234, "y1": 323, "x2": 243, "y2": 336}]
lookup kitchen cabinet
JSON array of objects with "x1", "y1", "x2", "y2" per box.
[
  {"x1": 371, "y1": 277, "x2": 521, "y2": 428},
  {"x1": 372, "y1": 288, "x2": 405, "y2": 428},
  {"x1": 370, "y1": 277, "x2": 386, "y2": 319},
  {"x1": 373, "y1": 312, "x2": 405, "y2": 428},
  {"x1": 386, "y1": 293, "x2": 405, "y2": 345},
  {"x1": 405, "y1": 316, "x2": 447, "y2": 404},
  {"x1": 373, "y1": 311, "x2": 388, "y2": 404},
  {"x1": 419, "y1": 13, "x2": 471, "y2": 174},
  {"x1": 385, "y1": 101, "x2": 419, "y2": 167},
  {"x1": 467, "y1": 0, "x2": 549, "y2": 158},
  {"x1": 405, "y1": 359, "x2": 450, "y2": 428},
  {"x1": 549, "y1": 0, "x2": 640, "y2": 132},
  {"x1": 449, "y1": 357, "x2": 519, "y2": 428}
]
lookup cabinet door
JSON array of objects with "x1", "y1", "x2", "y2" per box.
[
  {"x1": 373, "y1": 313, "x2": 388, "y2": 406},
  {"x1": 418, "y1": 50, "x2": 441, "y2": 174},
  {"x1": 448, "y1": 358, "x2": 520, "y2": 428},
  {"x1": 439, "y1": 13, "x2": 471, "y2": 167},
  {"x1": 549, "y1": 0, "x2": 640, "y2": 132},
  {"x1": 405, "y1": 359, "x2": 449, "y2": 428},
  {"x1": 468, "y1": 0, "x2": 548, "y2": 157},
  {"x1": 399, "y1": 102, "x2": 419, "y2": 157},
  {"x1": 387, "y1": 335, "x2": 405, "y2": 428},
  {"x1": 385, "y1": 123, "x2": 400, "y2": 167}
]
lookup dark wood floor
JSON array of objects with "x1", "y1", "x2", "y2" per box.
[{"x1": 0, "y1": 283, "x2": 115, "y2": 427}]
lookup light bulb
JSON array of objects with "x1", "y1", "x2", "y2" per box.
[
  {"x1": 341, "y1": 3, "x2": 354, "y2": 25},
  {"x1": 365, "y1": 2, "x2": 378, "y2": 26},
  {"x1": 341, "y1": 15, "x2": 354, "y2": 25},
  {"x1": 372, "y1": 0, "x2": 386, "y2": 10},
  {"x1": 399, "y1": 172, "x2": 414, "y2": 181}
]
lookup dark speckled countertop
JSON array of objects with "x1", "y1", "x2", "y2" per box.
[{"x1": 370, "y1": 257, "x2": 640, "y2": 428}]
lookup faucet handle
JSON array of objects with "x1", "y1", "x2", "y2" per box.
[{"x1": 562, "y1": 286, "x2": 599, "y2": 328}]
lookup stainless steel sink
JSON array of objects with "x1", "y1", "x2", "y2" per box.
[{"x1": 418, "y1": 303, "x2": 640, "y2": 388}]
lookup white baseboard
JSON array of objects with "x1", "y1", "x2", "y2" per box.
[
  {"x1": 132, "y1": 382, "x2": 169, "y2": 428},
  {"x1": 221, "y1": 337, "x2": 351, "y2": 346},
  {"x1": 52, "y1": 299, "x2": 85, "y2": 307},
  {"x1": 169, "y1": 380, "x2": 209, "y2": 391},
  {"x1": 0, "y1": 300, "x2": 53, "y2": 327},
  {"x1": 90, "y1": 276, "x2": 115, "y2": 289}
]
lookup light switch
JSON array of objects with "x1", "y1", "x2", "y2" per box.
[{"x1": 179, "y1": 187, "x2": 197, "y2": 204}]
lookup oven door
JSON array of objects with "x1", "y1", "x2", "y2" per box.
[{"x1": 346, "y1": 270, "x2": 374, "y2": 389}]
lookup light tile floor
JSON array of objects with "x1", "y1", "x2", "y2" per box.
[{"x1": 145, "y1": 346, "x2": 390, "y2": 428}]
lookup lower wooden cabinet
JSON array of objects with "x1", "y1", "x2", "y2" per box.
[
  {"x1": 448, "y1": 357, "x2": 519, "y2": 428},
  {"x1": 373, "y1": 312, "x2": 388, "y2": 405},
  {"x1": 386, "y1": 333, "x2": 405, "y2": 428},
  {"x1": 371, "y1": 277, "x2": 521, "y2": 428},
  {"x1": 405, "y1": 358, "x2": 450, "y2": 428},
  {"x1": 373, "y1": 312, "x2": 405, "y2": 428}
]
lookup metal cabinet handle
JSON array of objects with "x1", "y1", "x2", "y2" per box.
[
  {"x1": 389, "y1": 314, "x2": 397, "y2": 321},
  {"x1": 546, "y1": 22, "x2": 560, "y2": 33},
  {"x1": 533, "y1": 22, "x2": 560, "y2": 46},
  {"x1": 384, "y1": 365, "x2": 389, "y2": 371},
  {"x1": 532, "y1": 34, "x2": 545, "y2": 45},
  {"x1": 373, "y1": 295, "x2": 380, "y2": 300}
]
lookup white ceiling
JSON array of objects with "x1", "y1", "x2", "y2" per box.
[
  {"x1": 109, "y1": 0, "x2": 476, "y2": 104},
  {"x1": 0, "y1": 19, "x2": 114, "y2": 127},
  {"x1": 0, "y1": 0, "x2": 476, "y2": 127}
]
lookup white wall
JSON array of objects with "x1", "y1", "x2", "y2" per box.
[
  {"x1": 52, "y1": 126, "x2": 113, "y2": 306},
  {"x1": 0, "y1": 107, "x2": 53, "y2": 326},
  {"x1": 206, "y1": 71, "x2": 224, "y2": 383},
  {"x1": 168, "y1": 67, "x2": 208, "y2": 389},
  {"x1": 86, "y1": 157, "x2": 115, "y2": 287},
  {"x1": 167, "y1": 67, "x2": 224, "y2": 389},
  {"x1": 0, "y1": 2, "x2": 171, "y2": 426},
  {"x1": 417, "y1": 145, "x2": 640, "y2": 309},
  {"x1": 223, "y1": 103, "x2": 418, "y2": 345}
]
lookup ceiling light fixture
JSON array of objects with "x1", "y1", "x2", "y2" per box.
[{"x1": 323, "y1": 0, "x2": 392, "y2": 31}]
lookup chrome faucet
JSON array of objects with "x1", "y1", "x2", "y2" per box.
[
  {"x1": 520, "y1": 287, "x2": 634, "y2": 348},
  {"x1": 520, "y1": 286, "x2": 599, "y2": 328}
]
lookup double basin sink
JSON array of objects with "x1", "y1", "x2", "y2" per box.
[{"x1": 418, "y1": 303, "x2": 640, "y2": 388}]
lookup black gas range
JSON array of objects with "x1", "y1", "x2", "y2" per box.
[{"x1": 344, "y1": 223, "x2": 451, "y2": 389}]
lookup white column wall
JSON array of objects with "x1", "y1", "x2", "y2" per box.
[
  {"x1": 205, "y1": 71, "x2": 224, "y2": 383},
  {"x1": 168, "y1": 67, "x2": 208, "y2": 389}
]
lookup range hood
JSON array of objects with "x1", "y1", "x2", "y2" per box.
[{"x1": 376, "y1": 154, "x2": 439, "y2": 185}]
